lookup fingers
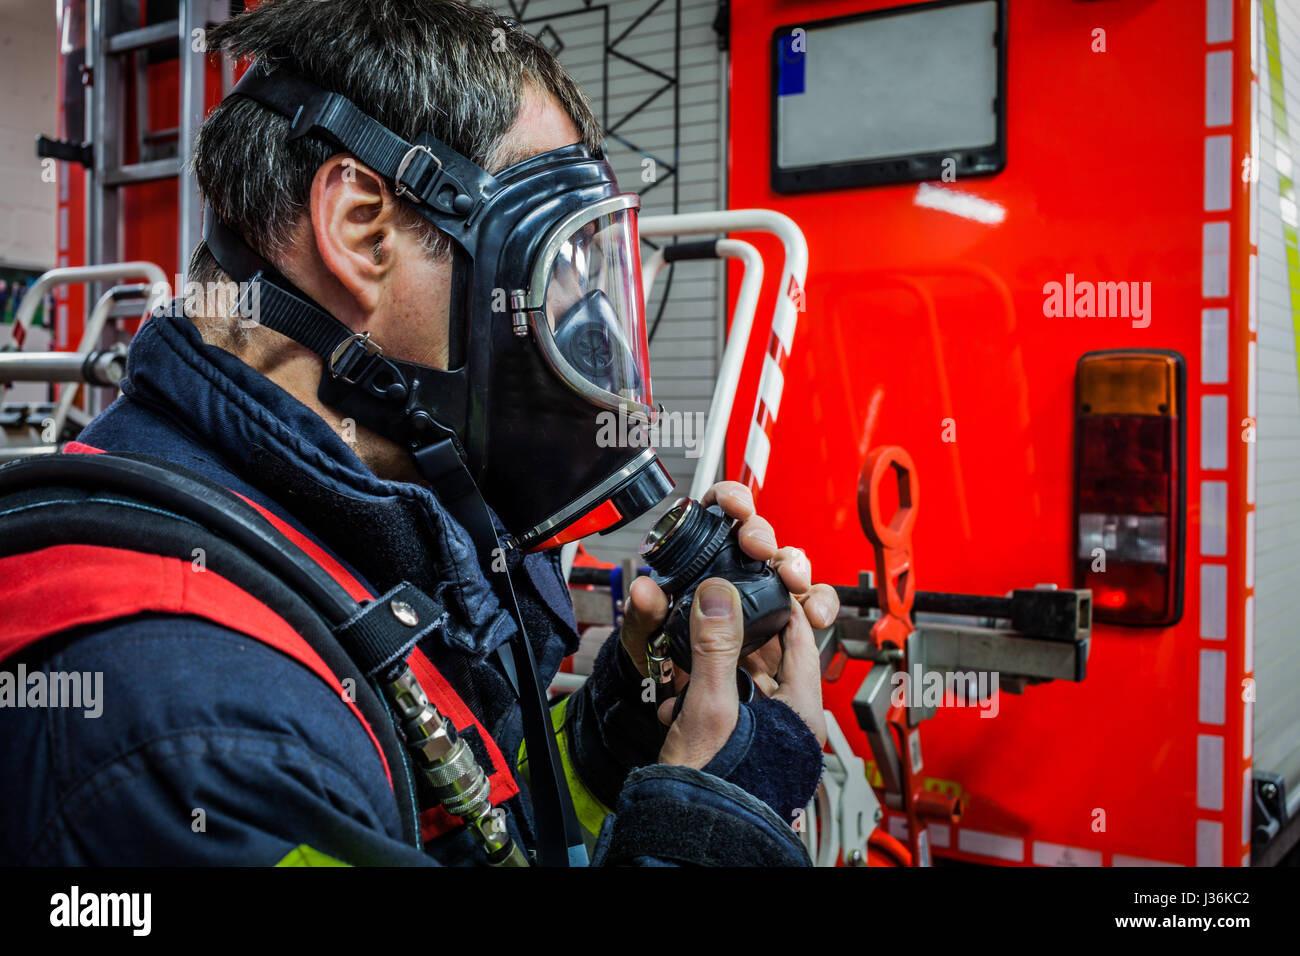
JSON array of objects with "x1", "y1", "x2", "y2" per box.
[
  {"x1": 686, "y1": 578, "x2": 745, "y2": 698},
  {"x1": 799, "y1": 582, "x2": 840, "y2": 630},
  {"x1": 741, "y1": 665, "x2": 779, "y2": 699},
  {"x1": 703, "y1": 482, "x2": 777, "y2": 562},
  {"x1": 771, "y1": 599, "x2": 828, "y2": 746},
  {"x1": 623, "y1": 575, "x2": 670, "y2": 640},
  {"x1": 768, "y1": 547, "x2": 839, "y2": 628},
  {"x1": 618, "y1": 575, "x2": 669, "y2": 675},
  {"x1": 743, "y1": 633, "x2": 783, "y2": 674},
  {"x1": 701, "y1": 481, "x2": 755, "y2": 520},
  {"x1": 741, "y1": 634, "x2": 782, "y2": 697},
  {"x1": 736, "y1": 514, "x2": 778, "y2": 561},
  {"x1": 771, "y1": 546, "x2": 812, "y2": 594}
]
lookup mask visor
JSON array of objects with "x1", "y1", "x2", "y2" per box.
[{"x1": 530, "y1": 195, "x2": 655, "y2": 421}]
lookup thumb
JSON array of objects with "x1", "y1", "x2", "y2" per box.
[
  {"x1": 658, "y1": 578, "x2": 743, "y2": 768},
  {"x1": 687, "y1": 578, "x2": 745, "y2": 697},
  {"x1": 619, "y1": 575, "x2": 669, "y2": 677}
]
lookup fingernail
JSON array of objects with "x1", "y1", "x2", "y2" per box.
[{"x1": 698, "y1": 583, "x2": 733, "y2": 618}]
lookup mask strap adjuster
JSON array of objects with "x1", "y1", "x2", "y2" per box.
[
  {"x1": 394, "y1": 145, "x2": 439, "y2": 200},
  {"x1": 393, "y1": 145, "x2": 476, "y2": 219},
  {"x1": 329, "y1": 332, "x2": 409, "y2": 403},
  {"x1": 410, "y1": 434, "x2": 476, "y2": 503}
]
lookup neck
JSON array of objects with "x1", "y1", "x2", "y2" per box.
[
  {"x1": 261, "y1": 343, "x2": 426, "y2": 485},
  {"x1": 193, "y1": 311, "x2": 426, "y2": 486}
]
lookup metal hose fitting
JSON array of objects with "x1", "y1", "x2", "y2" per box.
[{"x1": 385, "y1": 667, "x2": 529, "y2": 867}]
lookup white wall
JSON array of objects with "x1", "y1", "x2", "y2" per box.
[{"x1": 0, "y1": 1, "x2": 57, "y2": 270}]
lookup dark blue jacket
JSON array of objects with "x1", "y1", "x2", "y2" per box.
[{"x1": 0, "y1": 309, "x2": 821, "y2": 866}]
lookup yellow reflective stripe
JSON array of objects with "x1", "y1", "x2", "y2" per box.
[
  {"x1": 551, "y1": 696, "x2": 614, "y2": 837},
  {"x1": 274, "y1": 844, "x2": 350, "y2": 867},
  {"x1": 518, "y1": 695, "x2": 612, "y2": 839},
  {"x1": 1263, "y1": 0, "x2": 1300, "y2": 386}
]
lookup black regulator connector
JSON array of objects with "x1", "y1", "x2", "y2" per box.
[{"x1": 639, "y1": 497, "x2": 792, "y2": 687}]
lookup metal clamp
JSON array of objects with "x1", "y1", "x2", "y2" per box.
[
  {"x1": 646, "y1": 630, "x2": 675, "y2": 701},
  {"x1": 394, "y1": 144, "x2": 441, "y2": 202}
]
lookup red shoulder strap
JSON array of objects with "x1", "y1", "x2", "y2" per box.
[
  {"x1": 407, "y1": 647, "x2": 520, "y2": 841},
  {"x1": 0, "y1": 542, "x2": 394, "y2": 788}
]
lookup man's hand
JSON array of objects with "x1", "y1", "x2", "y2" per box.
[
  {"x1": 620, "y1": 480, "x2": 840, "y2": 696},
  {"x1": 657, "y1": 576, "x2": 827, "y2": 766}
]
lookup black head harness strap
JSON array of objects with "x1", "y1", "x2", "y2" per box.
[
  {"x1": 233, "y1": 59, "x2": 501, "y2": 247},
  {"x1": 202, "y1": 60, "x2": 492, "y2": 458},
  {"x1": 203, "y1": 211, "x2": 467, "y2": 455}
]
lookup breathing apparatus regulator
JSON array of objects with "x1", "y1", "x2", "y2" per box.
[{"x1": 638, "y1": 497, "x2": 793, "y2": 708}]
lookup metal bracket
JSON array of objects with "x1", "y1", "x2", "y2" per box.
[
  {"x1": 851, "y1": 659, "x2": 904, "y2": 803},
  {"x1": 801, "y1": 709, "x2": 881, "y2": 866},
  {"x1": 1253, "y1": 771, "x2": 1288, "y2": 846}
]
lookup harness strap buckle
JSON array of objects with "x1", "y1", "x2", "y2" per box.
[
  {"x1": 395, "y1": 144, "x2": 442, "y2": 202},
  {"x1": 394, "y1": 144, "x2": 477, "y2": 219},
  {"x1": 329, "y1": 331, "x2": 383, "y2": 385}
]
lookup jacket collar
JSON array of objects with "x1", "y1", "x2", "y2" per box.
[{"x1": 120, "y1": 307, "x2": 576, "y2": 660}]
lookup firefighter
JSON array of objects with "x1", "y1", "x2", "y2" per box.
[{"x1": 0, "y1": 0, "x2": 839, "y2": 866}]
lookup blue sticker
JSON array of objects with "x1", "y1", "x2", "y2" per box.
[{"x1": 777, "y1": 33, "x2": 805, "y2": 96}]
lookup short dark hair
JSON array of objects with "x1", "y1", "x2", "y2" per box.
[{"x1": 189, "y1": 0, "x2": 602, "y2": 297}]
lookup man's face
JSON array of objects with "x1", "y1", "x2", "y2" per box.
[
  {"x1": 373, "y1": 84, "x2": 585, "y2": 371},
  {"x1": 270, "y1": 82, "x2": 591, "y2": 481}
]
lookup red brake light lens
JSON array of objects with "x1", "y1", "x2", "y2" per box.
[{"x1": 1073, "y1": 352, "x2": 1184, "y2": 627}]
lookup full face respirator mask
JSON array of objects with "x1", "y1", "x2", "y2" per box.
[{"x1": 202, "y1": 59, "x2": 674, "y2": 552}]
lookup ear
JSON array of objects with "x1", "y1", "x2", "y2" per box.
[{"x1": 309, "y1": 155, "x2": 399, "y2": 314}]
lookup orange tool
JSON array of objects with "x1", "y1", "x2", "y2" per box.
[{"x1": 857, "y1": 446, "x2": 962, "y2": 866}]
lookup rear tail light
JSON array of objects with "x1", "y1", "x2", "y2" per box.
[{"x1": 1073, "y1": 351, "x2": 1185, "y2": 626}]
